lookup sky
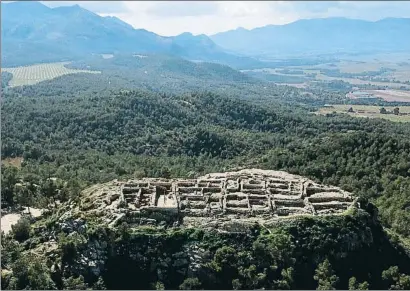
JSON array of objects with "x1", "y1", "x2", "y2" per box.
[{"x1": 41, "y1": 1, "x2": 410, "y2": 36}]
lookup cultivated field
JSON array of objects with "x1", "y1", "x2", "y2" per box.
[
  {"x1": 3, "y1": 62, "x2": 101, "y2": 87},
  {"x1": 366, "y1": 90, "x2": 410, "y2": 102},
  {"x1": 315, "y1": 74, "x2": 410, "y2": 89},
  {"x1": 245, "y1": 54, "x2": 410, "y2": 90},
  {"x1": 317, "y1": 104, "x2": 410, "y2": 123}
]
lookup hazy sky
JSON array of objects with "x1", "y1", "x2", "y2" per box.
[{"x1": 42, "y1": 1, "x2": 410, "y2": 36}]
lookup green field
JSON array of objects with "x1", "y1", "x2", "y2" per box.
[
  {"x1": 3, "y1": 62, "x2": 100, "y2": 87},
  {"x1": 317, "y1": 104, "x2": 410, "y2": 122},
  {"x1": 244, "y1": 54, "x2": 410, "y2": 90}
]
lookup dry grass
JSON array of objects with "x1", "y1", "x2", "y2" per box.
[
  {"x1": 3, "y1": 62, "x2": 100, "y2": 87},
  {"x1": 1, "y1": 207, "x2": 44, "y2": 235},
  {"x1": 367, "y1": 90, "x2": 410, "y2": 102},
  {"x1": 2, "y1": 157, "x2": 24, "y2": 169}
]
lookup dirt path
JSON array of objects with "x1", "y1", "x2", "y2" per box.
[
  {"x1": 1, "y1": 207, "x2": 44, "y2": 235},
  {"x1": 1, "y1": 213, "x2": 22, "y2": 234}
]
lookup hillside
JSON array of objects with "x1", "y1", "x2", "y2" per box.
[
  {"x1": 2, "y1": 82, "x2": 410, "y2": 289},
  {"x1": 2, "y1": 3, "x2": 410, "y2": 290},
  {"x1": 2, "y1": 85, "x2": 410, "y2": 234},
  {"x1": 210, "y1": 17, "x2": 410, "y2": 58},
  {"x1": 0, "y1": 1, "x2": 260, "y2": 68},
  {"x1": 2, "y1": 168, "x2": 410, "y2": 290},
  {"x1": 3, "y1": 53, "x2": 345, "y2": 107}
]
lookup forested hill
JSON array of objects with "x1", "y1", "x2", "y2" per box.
[
  {"x1": 2, "y1": 5, "x2": 410, "y2": 288},
  {"x1": 2, "y1": 86, "x2": 410, "y2": 238},
  {"x1": 68, "y1": 54, "x2": 254, "y2": 84},
  {"x1": 4, "y1": 54, "x2": 344, "y2": 106},
  {"x1": 2, "y1": 79, "x2": 410, "y2": 289}
]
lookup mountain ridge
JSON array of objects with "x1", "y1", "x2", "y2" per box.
[
  {"x1": 1, "y1": 1, "x2": 259, "y2": 68},
  {"x1": 3, "y1": 2, "x2": 410, "y2": 67},
  {"x1": 210, "y1": 17, "x2": 410, "y2": 58}
]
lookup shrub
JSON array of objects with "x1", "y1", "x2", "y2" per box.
[
  {"x1": 11, "y1": 217, "x2": 31, "y2": 242},
  {"x1": 179, "y1": 277, "x2": 202, "y2": 290}
]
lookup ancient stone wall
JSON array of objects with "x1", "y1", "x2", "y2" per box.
[{"x1": 79, "y1": 169, "x2": 355, "y2": 227}]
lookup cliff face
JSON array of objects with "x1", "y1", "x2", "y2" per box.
[{"x1": 7, "y1": 169, "x2": 408, "y2": 290}]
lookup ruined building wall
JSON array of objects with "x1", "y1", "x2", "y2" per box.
[{"x1": 79, "y1": 169, "x2": 356, "y2": 227}]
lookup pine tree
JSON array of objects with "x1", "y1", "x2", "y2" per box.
[{"x1": 314, "y1": 259, "x2": 339, "y2": 290}]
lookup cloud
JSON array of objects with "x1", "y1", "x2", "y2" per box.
[
  {"x1": 276, "y1": 1, "x2": 342, "y2": 14},
  {"x1": 276, "y1": 1, "x2": 410, "y2": 21},
  {"x1": 43, "y1": 1, "x2": 410, "y2": 36},
  {"x1": 145, "y1": 1, "x2": 219, "y2": 17}
]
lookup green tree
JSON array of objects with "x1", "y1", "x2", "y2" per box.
[
  {"x1": 349, "y1": 276, "x2": 369, "y2": 290},
  {"x1": 9, "y1": 255, "x2": 56, "y2": 290},
  {"x1": 208, "y1": 246, "x2": 239, "y2": 287},
  {"x1": 382, "y1": 266, "x2": 410, "y2": 290},
  {"x1": 238, "y1": 264, "x2": 266, "y2": 289},
  {"x1": 314, "y1": 259, "x2": 339, "y2": 290},
  {"x1": 252, "y1": 230, "x2": 296, "y2": 272},
  {"x1": 11, "y1": 217, "x2": 31, "y2": 242},
  {"x1": 92, "y1": 276, "x2": 107, "y2": 290},
  {"x1": 41, "y1": 179, "x2": 58, "y2": 207},
  {"x1": 63, "y1": 275, "x2": 88, "y2": 290},
  {"x1": 1, "y1": 233, "x2": 22, "y2": 269},
  {"x1": 14, "y1": 183, "x2": 34, "y2": 214},
  {"x1": 232, "y1": 278, "x2": 242, "y2": 290},
  {"x1": 1, "y1": 166, "x2": 19, "y2": 207},
  {"x1": 58, "y1": 232, "x2": 86, "y2": 264},
  {"x1": 275, "y1": 267, "x2": 295, "y2": 290},
  {"x1": 179, "y1": 277, "x2": 202, "y2": 290}
]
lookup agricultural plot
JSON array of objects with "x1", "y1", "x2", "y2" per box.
[
  {"x1": 242, "y1": 65, "x2": 410, "y2": 89},
  {"x1": 317, "y1": 104, "x2": 410, "y2": 123},
  {"x1": 315, "y1": 74, "x2": 410, "y2": 89},
  {"x1": 346, "y1": 90, "x2": 410, "y2": 102},
  {"x1": 251, "y1": 55, "x2": 410, "y2": 89},
  {"x1": 366, "y1": 90, "x2": 410, "y2": 102},
  {"x1": 2, "y1": 62, "x2": 100, "y2": 87}
]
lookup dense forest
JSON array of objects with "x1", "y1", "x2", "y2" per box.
[
  {"x1": 4, "y1": 55, "x2": 345, "y2": 106},
  {"x1": 1, "y1": 56, "x2": 410, "y2": 290}
]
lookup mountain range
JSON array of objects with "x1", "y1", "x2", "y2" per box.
[
  {"x1": 2, "y1": 1, "x2": 410, "y2": 67},
  {"x1": 1, "y1": 1, "x2": 259, "y2": 68},
  {"x1": 210, "y1": 17, "x2": 410, "y2": 58}
]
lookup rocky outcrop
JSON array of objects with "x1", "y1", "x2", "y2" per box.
[{"x1": 69, "y1": 169, "x2": 356, "y2": 229}]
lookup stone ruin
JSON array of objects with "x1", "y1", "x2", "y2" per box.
[{"x1": 77, "y1": 169, "x2": 356, "y2": 228}]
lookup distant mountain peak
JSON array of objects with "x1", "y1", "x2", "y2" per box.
[
  {"x1": 2, "y1": 1, "x2": 252, "y2": 68},
  {"x1": 103, "y1": 15, "x2": 135, "y2": 30},
  {"x1": 2, "y1": 1, "x2": 51, "y2": 14},
  {"x1": 53, "y1": 3, "x2": 96, "y2": 15},
  {"x1": 210, "y1": 17, "x2": 410, "y2": 57},
  {"x1": 235, "y1": 27, "x2": 248, "y2": 31},
  {"x1": 3, "y1": 1, "x2": 48, "y2": 8},
  {"x1": 177, "y1": 32, "x2": 194, "y2": 37}
]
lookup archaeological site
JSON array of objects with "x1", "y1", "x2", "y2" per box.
[{"x1": 77, "y1": 169, "x2": 357, "y2": 229}]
